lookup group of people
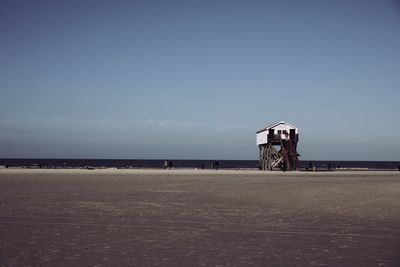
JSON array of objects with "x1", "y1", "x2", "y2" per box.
[
  {"x1": 307, "y1": 162, "x2": 340, "y2": 171},
  {"x1": 163, "y1": 160, "x2": 173, "y2": 170},
  {"x1": 163, "y1": 160, "x2": 220, "y2": 170},
  {"x1": 198, "y1": 161, "x2": 219, "y2": 170},
  {"x1": 211, "y1": 160, "x2": 219, "y2": 170}
]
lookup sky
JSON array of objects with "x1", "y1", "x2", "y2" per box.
[{"x1": 0, "y1": 0, "x2": 400, "y2": 160}]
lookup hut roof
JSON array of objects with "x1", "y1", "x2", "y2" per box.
[{"x1": 256, "y1": 121, "x2": 297, "y2": 133}]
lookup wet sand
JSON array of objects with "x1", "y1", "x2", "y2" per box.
[{"x1": 0, "y1": 169, "x2": 400, "y2": 266}]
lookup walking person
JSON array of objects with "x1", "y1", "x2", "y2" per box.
[{"x1": 163, "y1": 160, "x2": 168, "y2": 170}]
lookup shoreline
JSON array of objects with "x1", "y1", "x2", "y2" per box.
[
  {"x1": 1, "y1": 159, "x2": 399, "y2": 172},
  {"x1": 1, "y1": 167, "x2": 400, "y2": 177}
]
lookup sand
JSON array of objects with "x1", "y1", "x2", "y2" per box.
[{"x1": 0, "y1": 169, "x2": 399, "y2": 266}]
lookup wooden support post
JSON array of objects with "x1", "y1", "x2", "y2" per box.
[{"x1": 259, "y1": 139, "x2": 298, "y2": 171}]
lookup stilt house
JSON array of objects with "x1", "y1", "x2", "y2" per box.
[{"x1": 256, "y1": 121, "x2": 300, "y2": 171}]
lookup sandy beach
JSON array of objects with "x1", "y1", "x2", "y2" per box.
[{"x1": 0, "y1": 169, "x2": 399, "y2": 266}]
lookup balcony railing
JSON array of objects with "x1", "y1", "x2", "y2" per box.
[{"x1": 268, "y1": 134, "x2": 299, "y2": 143}]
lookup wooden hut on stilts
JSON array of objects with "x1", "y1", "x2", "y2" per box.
[{"x1": 256, "y1": 121, "x2": 300, "y2": 171}]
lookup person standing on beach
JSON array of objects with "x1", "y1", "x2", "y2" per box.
[
  {"x1": 163, "y1": 160, "x2": 168, "y2": 170},
  {"x1": 214, "y1": 160, "x2": 219, "y2": 170},
  {"x1": 168, "y1": 160, "x2": 173, "y2": 170}
]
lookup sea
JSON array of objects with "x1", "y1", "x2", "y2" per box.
[{"x1": 0, "y1": 159, "x2": 399, "y2": 171}]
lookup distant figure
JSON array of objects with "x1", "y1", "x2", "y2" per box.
[
  {"x1": 284, "y1": 132, "x2": 289, "y2": 140},
  {"x1": 337, "y1": 164, "x2": 341, "y2": 170},
  {"x1": 163, "y1": 160, "x2": 168, "y2": 170},
  {"x1": 200, "y1": 162, "x2": 204, "y2": 170},
  {"x1": 328, "y1": 163, "x2": 331, "y2": 171},
  {"x1": 5, "y1": 164, "x2": 9, "y2": 169},
  {"x1": 308, "y1": 162, "x2": 313, "y2": 171},
  {"x1": 281, "y1": 163, "x2": 286, "y2": 172},
  {"x1": 168, "y1": 160, "x2": 173, "y2": 170},
  {"x1": 214, "y1": 160, "x2": 219, "y2": 170},
  {"x1": 398, "y1": 165, "x2": 400, "y2": 171},
  {"x1": 257, "y1": 162, "x2": 261, "y2": 170}
]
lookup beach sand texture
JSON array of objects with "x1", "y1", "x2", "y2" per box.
[{"x1": 0, "y1": 169, "x2": 400, "y2": 266}]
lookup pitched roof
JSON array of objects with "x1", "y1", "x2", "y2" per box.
[{"x1": 256, "y1": 121, "x2": 297, "y2": 133}]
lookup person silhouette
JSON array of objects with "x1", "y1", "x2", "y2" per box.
[{"x1": 214, "y1": 160, "x2": 219, "y2": 170}]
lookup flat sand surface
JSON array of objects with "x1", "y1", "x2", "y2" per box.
[{"x1": 1, "y1": 169, "x2": 400, "y2": 266}]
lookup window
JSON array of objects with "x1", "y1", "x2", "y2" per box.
[{"x1": 278, "y1": 130, "x2": 282, "y2": 134}]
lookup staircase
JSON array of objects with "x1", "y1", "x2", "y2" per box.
[{"x1": 280, "y1": 139, "x2": 299, "y2": 171}]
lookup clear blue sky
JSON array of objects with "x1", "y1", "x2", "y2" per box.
[{"x1": 1, "y1": 0, "x2": 399, "y2": 160}]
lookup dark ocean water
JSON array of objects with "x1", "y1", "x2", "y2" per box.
[{"x1": 1, "y1": 158, "x2": 400, "y2": 170}]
